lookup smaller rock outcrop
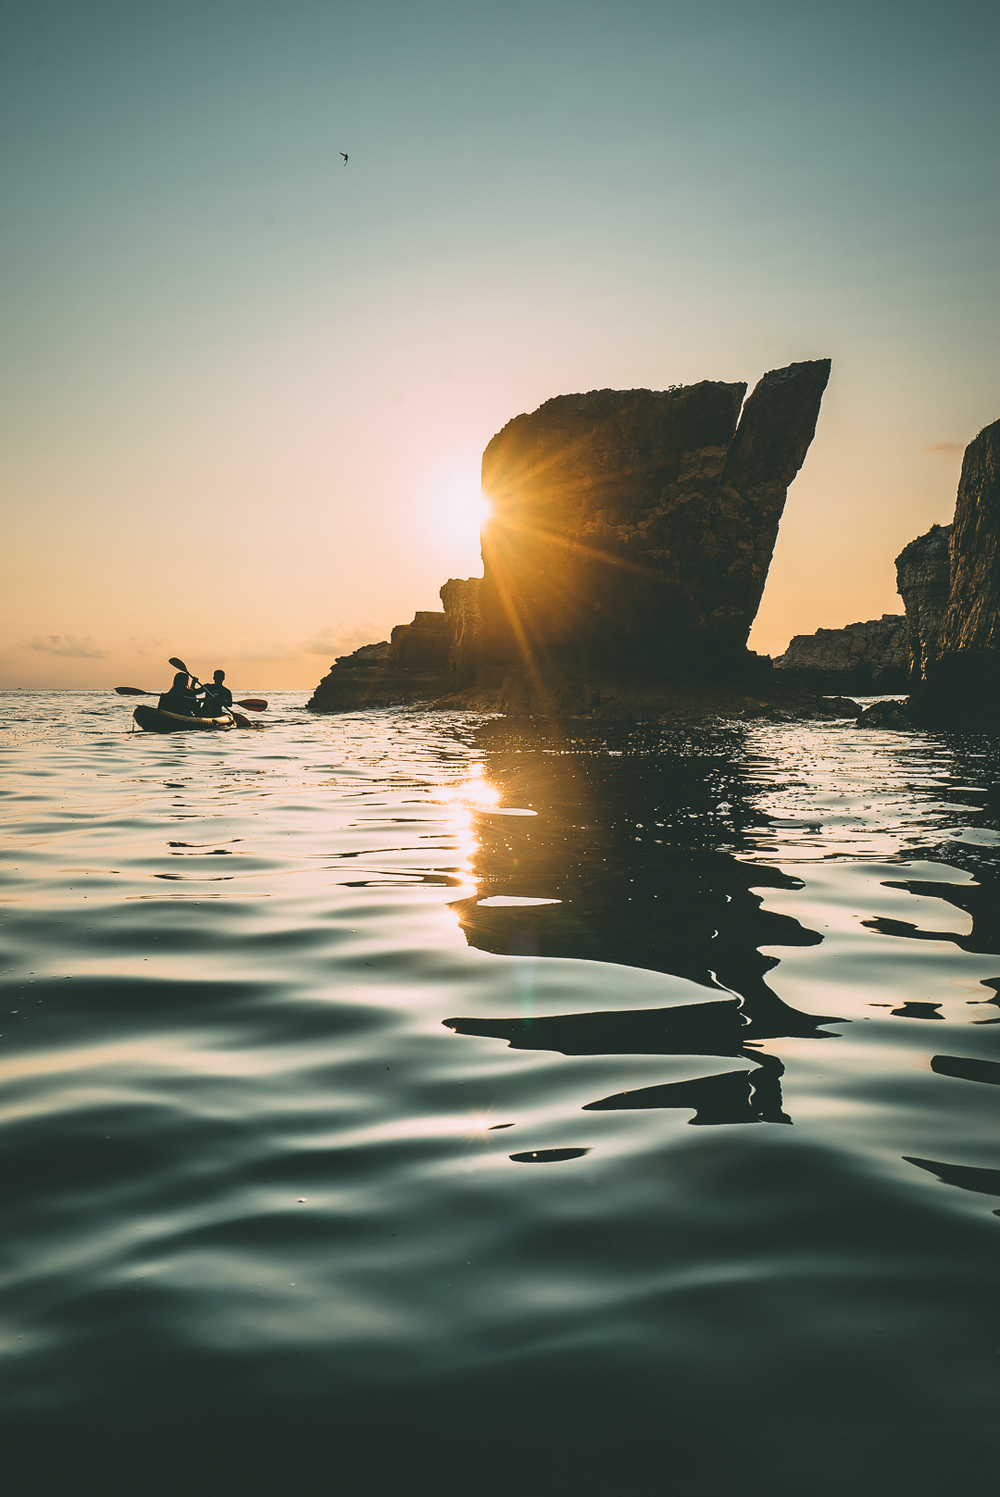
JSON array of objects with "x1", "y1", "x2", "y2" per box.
[
  {"x1": 773, "y1": 615, "x2": 910, "y2": 693},
  {"x1": 817, "y1": 696, "x2": 862, "y2": 718},
  {"x1": 306, "y1": 578, "x2": 484, "y2": 711},
  {"x1": 305, "y1": 640, "x2": 402, "y2": 711},
  {"x1": 895, "y1": 524, "x2": 952, "y2": 679},
  {"x1": 855, "y1": 700, "x2": 913, "y2": 730},
  {"x1": 307, "y1": 615, "x2": 450, "y2": 711}
]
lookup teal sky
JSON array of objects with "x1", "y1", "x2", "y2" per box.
[{"x1": 3, "y1": 0, "x2": 998, "y2": 686}]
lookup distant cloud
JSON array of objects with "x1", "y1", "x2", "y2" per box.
[
  {"x1": 169, "y1": 625, "x2": 390, "y2": 666},
  {"x1": 129, "y1": 636, "x2": 166, "y2": 657},
  {"x1": 304, "y1": 622, "x2": 388, "y2": 657},
  {"x1": 29, "y1": 634, "x2": 109, "y2": 658},
  {"x1": 923, "y1": 441, "x2": 964, "y2": 457}
]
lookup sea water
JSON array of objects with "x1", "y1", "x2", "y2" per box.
[{"x1": 1, "y1": 690, "x2": 998, "y2": 1494}]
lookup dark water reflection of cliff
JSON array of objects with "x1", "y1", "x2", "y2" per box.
[
  {"x1": 447, "y1": 722, "x2": 841, "y2": 1126},
  {"x1": 443, "y1": 721, "x2": 1000, "y2": 1183}
]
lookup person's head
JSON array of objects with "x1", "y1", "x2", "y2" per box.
[
  {"x1": 213, "y1": 670, "x2": 225, "y2": 683},
  {"x1": 173, "y1": 671, "x2": 188, "y2": 688}
]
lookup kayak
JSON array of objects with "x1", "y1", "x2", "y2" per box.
[{"x1": 133, "y1": 705, "x2": 247, "y2": 733}]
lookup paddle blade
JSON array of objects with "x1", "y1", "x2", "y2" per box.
[
  {"x1": 230, "y1": 710, "x2": 253, "y2": 728},
  {"x1": 115, "y1": 686, "x2": 150, "y2": 696},
  {"x1": 235, "y1": 699, "x2": 267, "y2": 711},
  {"x1": 168, "y1": 656, "x2": 188, "y2": 673}
]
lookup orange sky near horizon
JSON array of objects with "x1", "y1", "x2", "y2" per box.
[{"x1": 2, "y1": 1, "x2": 997, "y2": 691}]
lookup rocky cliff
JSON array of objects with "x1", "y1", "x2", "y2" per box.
[
  {"x1": 895, "y1": 523, "x2": 952, "y2": 679},
  {"x1": 478, "y1": 360, "x2": 831, "y2": 672},
  {"x1": 309, "y1": 360, "x2": 832, "y2": 719},
  {"x1": 939, "y1": 420, "x2": 1000, "y2": 658},
  {"x1": 773, "y1": 615, "x2": 910, "y2": 692},
  {"x1": 909, "y1": 419, "x2": 1000, "y2": 723}
]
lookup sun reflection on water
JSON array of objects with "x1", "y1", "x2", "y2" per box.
[
  {"x1": 440, "y1": 761, "x2": 500, "y2": 811},
  {"x1": 434, "y1": 763, "x2": 501, "y2": 892}
]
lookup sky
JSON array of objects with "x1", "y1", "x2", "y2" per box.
[{"x1": 2, "y1": 0, "x2": 998, "y2": 688}]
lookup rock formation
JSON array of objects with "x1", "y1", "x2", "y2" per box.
[
  {"x1": 309, "y1": 359, "x2": 833, "y2": 718},
  {"x1": 817, "y1": 696, "x2": 862, "y2": 718},
  {"x1": 307, "y1": 582, "x2": 481, "y2": 711},
  {"x1": 305, "y1": 620, "x2": 450, "y2": 711},
  {"x1": 478, "y1": 359, "x2": 831, "y2": 672},
  {"x1": 855, "y1": 700, "x2": 913, "y2": 730},
  {"x1": 894, "y1": 523, "x2": 952, "y2": 679},
  {"x1": 773, "y1": 615, "x2": 910, "y2": 692},
  {"x1": 907, "y1": 419, "x2": 1000, "y2": 726},
  {"x1": 308, "y1": 388, "x2": 1000, "y2": 729},
  {"x1": 306, "y1": 640, "x2": 400, "y2": 711}
]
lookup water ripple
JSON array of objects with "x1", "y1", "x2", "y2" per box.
[{"x1": 1, "y1": 693, "x2": 998, "y2": 1493}]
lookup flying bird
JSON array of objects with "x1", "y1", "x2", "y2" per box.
[{"x1": 340, "y1": 152, "x2": 348, "y2": 166}]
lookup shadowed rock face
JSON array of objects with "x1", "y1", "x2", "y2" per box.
[
  {"x1": 478, "y1": 359, "x2": 830, "y2": 670},
  {"x1": 936, "y1": 420, "x2": 1000, "y2": 661},
  {"x1": 895, "y1": 523, "x2": 952, "y2": 679},
  {"x1": 908, "y1": 419, "x2": 1000, "y2": 722},
  {"x1": 388, "y1": 611, "x2": 449, "y2": 670},
  {"x1": 438, "y1": 577, "x2": 482, "y2": 680}
]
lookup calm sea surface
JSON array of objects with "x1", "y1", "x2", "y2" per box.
[{"x1": 2, "y1": 689, "x2": 999, "y2": 1494}]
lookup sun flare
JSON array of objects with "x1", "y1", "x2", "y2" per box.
[{"x1": 425, "y1": 482, "x2": 492, "y2": 551}]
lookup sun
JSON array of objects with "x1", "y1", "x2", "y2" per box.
[
  {"x1": 423, "y1": 479, "x2": 492, "y2": 555},
  {"x1": 468, "y1": 490, "x2": 492, "y2": 529},
  {"x1": 439, "y1": 486, "x2": 490, "y2": 534}
]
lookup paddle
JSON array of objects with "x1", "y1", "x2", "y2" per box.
[
  {"x1": 168, "y1": 658, "x2": 255, "y2": 729},
  {"x1": 115, "y1": 686, "x2": 267, "y2": 709}
]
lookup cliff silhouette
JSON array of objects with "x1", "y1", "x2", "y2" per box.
[{"x1": 310, "y1": 360, "x2": 834, "y2": 719}]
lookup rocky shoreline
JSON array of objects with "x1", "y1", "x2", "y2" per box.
[{"x1": 308, "y1": 621, "x2": 872, "y2": 722}]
